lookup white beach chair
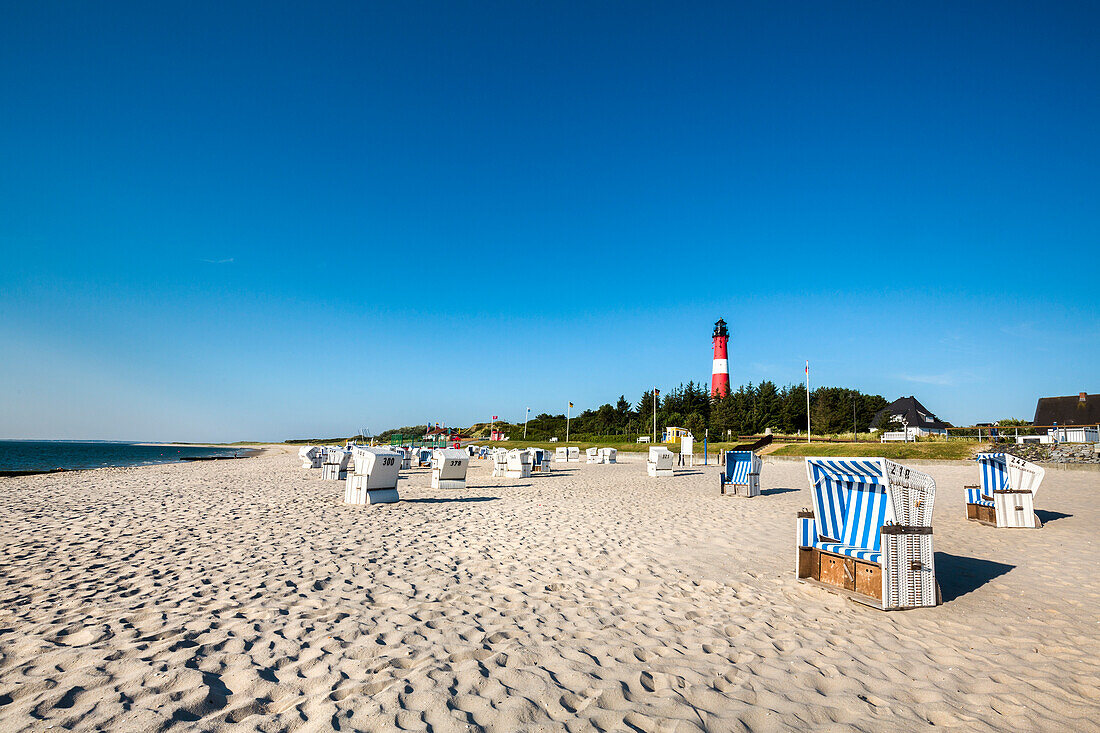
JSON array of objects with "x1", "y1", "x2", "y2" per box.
[
  {"x1": 506, "y1": 449, "x2": 532, "y2": 478},
  {"x1": 966, "y1": 453, "x2": 1045, "y2": 529},
  {"x1": 598, "y1": 447, "x2": 617, "y2": 464},
  {"x1": 679, "y1": 435, "x2": 695, "y2": 467},
  {"x1": 646, "y1": 447, "x2": 674, "y2": 477},
  {"x1": 586, "y1": 447, "x2": 601, "y2": 464},
  {"x1": 344, "y1": 446, "x2": 401, "y2": 505},
  {"x1": 431, "y1": 448, "x2": 470, "y2": 490},
  {"x1": 554, "y1": 447, "x2": 568, "y2": 463},
  {"x1": 720, "y1": 450, "x2": 762, "y2": 497},
  {"x1": 397, "y1": 447, "x2": 412, "y2": 470},
  {"x1": 416, "y1": 448, "x2": 433, "y2": 468},
  {"x1": 529, "y1": 448, "x2": 551, "y2": 473},
  {"x1": 492, "y1": 450, "x2": 509, "y2": 477},
  {"x1": 566, "y1": 447, "x2": 581, "y2": 463},
  {"x1": 321, "y1": 449, "x2": 353, "y2": 481},
  {"x1": 299, "y1": 445, "x2": 323, "y2": 469},
  {"x1": 796, "y1": 457, "x2": 938, "y2": 610}
]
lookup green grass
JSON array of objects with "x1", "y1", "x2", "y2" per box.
[{"x1": 770, "y1": 441, "x2": 982, "y2": 460}]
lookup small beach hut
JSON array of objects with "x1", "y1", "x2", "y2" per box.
[
  {"x1": 797, "y1": 457, "x2": 938, "y2": 610},
  {"x1": 720, "y1": 451, "x2": 762, "y2": 497},
  {"x1": 966, "y1": 453, "x2": 1045, "y2": 528},
  {"x1": 646, "y1": 446, "x2": 674, "y2": 477},
  {"x1": 430, "y1": 448, "x2": 470, "y2": 490},
  {"x1": 345, "y1": 447, "x2": 401, "y2": 505}
]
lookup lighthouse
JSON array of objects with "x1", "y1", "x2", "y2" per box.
[{"x1": 711, "y1": 318, "x2": 730, "y2": 398}]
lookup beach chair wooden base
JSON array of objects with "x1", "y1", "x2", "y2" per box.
[
  {"x1": 505, "y1": 469, "x2": 531, "y2": 479},
  {"x1": 965, "y1": 502, "x2": 998, "y2": 526},
  {"x1": 321, "y1": 465, "x2": 348, "y2": 481},
  {"x1": 797, "y1": 546, "x2": 884, "y2": 605},
  {"x1": 720, "y1": 480, "x2": 760, "y2": 497},
  {"x1": 647, "y1": 467, "x2": 674, "y2": 477},
  {"x1": 431, "y1": 477, "x2": 465, "y2": 490}
]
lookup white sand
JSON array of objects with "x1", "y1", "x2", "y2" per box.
[{"x1": 1, "y1": 448, "x2": 1098, "y2": 732}]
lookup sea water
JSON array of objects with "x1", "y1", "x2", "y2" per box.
[{"x1": 0, "y1": 440, "x2": 250, "y2": 473}]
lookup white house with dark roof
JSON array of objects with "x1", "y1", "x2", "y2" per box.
[{"x1": 871, "y1": 396, "x2": 951, "y2": 440}]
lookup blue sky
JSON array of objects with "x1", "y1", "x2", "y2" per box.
[{"x1": 1, "y1": 2, "x2": 1097, "y2": 442}]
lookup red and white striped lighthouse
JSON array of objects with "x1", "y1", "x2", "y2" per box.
[{"x1": 711, "y1": 318, "x2": 730, "y2": 398}]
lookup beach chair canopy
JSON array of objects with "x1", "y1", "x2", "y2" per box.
[
  {"x1": 723, "y1": 451, "x2": 760, "y2": 484},
  {"x1": 431, "y1": 449, "x2": 469, "y2": 480},
  {"x1": 805, "y1": 457, "x2": 936, "y2": 566},
  {"x1": 350, "y1": 446, "x2": 402, "y2": 489},
  {"x1": 970, "y1": 453, "x2": 1044, "y2": 506}
]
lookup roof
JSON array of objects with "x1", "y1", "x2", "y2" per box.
[
  {"x1": 1033, "y1": 393, "x2": 1100, "y2": 426},
  {"x1": 871, "y1": 396, "x2": 951, "y2": 430}
]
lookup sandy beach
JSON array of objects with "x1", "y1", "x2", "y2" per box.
[{"x1": 1, "y1": 448, "x2": 1098, "y2": 732}]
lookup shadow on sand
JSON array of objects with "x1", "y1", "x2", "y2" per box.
[
  {"x1": 1035, "y1": 509, "x2": 1072, "y2": 525},
  {"x1": 404, "y1": 496, "x2": 501, "y2": 504},
  {"x1": 935, "y1": 552, "x2": 1015, "y2": 603},
  {"x1": 760, "y1": 488, "x2": 800, "y2": 496}
]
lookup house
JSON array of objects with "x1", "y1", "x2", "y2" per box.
[
  {"x1": 1034, "y1": 392, "x2": 1100, "y2": 442},
  {"x1": 871, "y1": 397, "x2": 951, "y2": 441},
  {"x1": 662, "y1": 426, "x2": 693, "y2": 444}
]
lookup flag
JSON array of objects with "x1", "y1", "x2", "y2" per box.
[
  {"x1": 805, "y1": 360, "x2": 809, "y2": 375},
  {"x1": 569, "y1": 402, "x2": 573, "y2": 408},
  {"x1": 492, "y1": 416, "x2": 497, "y2": 420},
  {"x1": 654, "y1": 388, "x2": 660, "y2": 397}
]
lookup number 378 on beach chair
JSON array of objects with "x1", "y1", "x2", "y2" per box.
[
  {"x1": 965, "y1": 453, "x2": 1045, "y2": 529},
  {"x1": 796, "y1": 458, "x2": 939, "y2": 610}
]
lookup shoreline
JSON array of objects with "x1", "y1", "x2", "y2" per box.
[{"x1": 0, "y1": 445, "x2": 268, "y2": 478}]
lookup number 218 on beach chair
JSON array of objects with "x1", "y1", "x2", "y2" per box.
[{"x1": 796, "y1": 457, "x2": 939, "y2": 610}]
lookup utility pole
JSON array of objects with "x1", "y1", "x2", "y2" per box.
[{"x1": 652, "y1": 388, "x2": 659, "y2": 443}]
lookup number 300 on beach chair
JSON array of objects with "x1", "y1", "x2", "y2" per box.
[
  {"x1": 965, "y1": 453, "x2": 1045, "y2": 529},
  {"x1": 796, "y1": 458, "x2": 938, "y2": 610},
  {"x1": 720, "y1": 451, "x2": 761, "y2": 496}
]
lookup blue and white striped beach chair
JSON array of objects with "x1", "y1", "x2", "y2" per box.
[
  {"x1": 966, "y1": 453, "x2": 1044, "y2": 529},
  {"x1": 719, "y1": 451, "x2": 762, "y2": 497},
  {"x1": 796, "y1": 457, "x2": 938, "y2": 610}
]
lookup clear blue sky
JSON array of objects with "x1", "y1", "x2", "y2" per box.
[{"x1": 1, "y1": 2, "x2": 1097, "y2": 442}]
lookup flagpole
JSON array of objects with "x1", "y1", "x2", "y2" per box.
[
  {"x1": 806, "y1": 360, "x2": 811, "y2": 444},
  {"x1": 652, "y1": 388, "x2": 657, "y2": 443},
  {"x1": 523, "y1": 407, "x2": 530, "y2": 440},
  {"x1": 566, "y1": 403, "x2": 571, "y2": 443}
]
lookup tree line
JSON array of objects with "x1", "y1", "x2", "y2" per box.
[{"x1": 467, "y1": 381, "x2": 891, "y2": 441}]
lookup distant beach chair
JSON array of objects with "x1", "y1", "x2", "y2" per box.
[
  {"x1": 431, "y1": 448, "x2": 470, "y2": 490},
  {"x1": 586, "y1": 447, "x2": 601, "y2": 464},
  {"x1": 720, "y1": 451, "x2": 762, "y2": 497},
  {"x1": 506, "y1": 449, "x2": 532, "y2": 478},
  {"x1": 344, "y1": 447, "x2": 401, "y2": 505},
  {"x1": 397, "y1": 447, "x2": 412, "y2": 470},
  {"x1": 299, "y1": 446, "x2": 323, "y2": 469},
  {"x1": 554, "y1": 447, "x2": 568, "y2": 463},
  {"x1": 796, "y1": 457, "x2": 938, "y2": 610},
  {"x1": 566, "y1": 447, "x2": 581, "y2": 462},
  {"x1": 598, "y1": 447, "x2": 617, "y2": 464},
  {"x1": 492, "y1": 450, "x2": 509, "y2": 477},
  {"x1": 416, "y1": 448, "x2": 433, "y2": 468},
  {"x1": 530, "y1": 448, "x2": 551, "y2": 473},
  {"x1": 646, "y1": 446, "x2": 674, "y2": 477},
  {"x1": 966, "y1": 453, "x2": 1045, "y2": 529},
  {"x1": 322, "y1": 449, "x2": 352, "y2": 481}
]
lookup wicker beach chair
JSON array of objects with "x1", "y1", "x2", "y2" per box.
[
  {"x1": 299, "y1": 446, "x2": 323, "y2": 469},
  {"x1": 321, "y1": 449, "x2": 352, "y2": 481},
  {"x1": 430, "y1": 448, "x2": 469, "y2": 490},
  {"x1": 492, "y1": 450, "x2": 509, "y2": 477},
  {"x1": 966, "y1": 453, "x2": 1045, "y2": 528},
  {"x1": 646, "y1": 447, "x2": 674, "y2": 477},
  {"x1": 586, "y1": 447, "x2": 601, "y2": 464},
  {"x1": 344, "y1": 447, "x2": 401, "y2": 505},
  {"x1": 796, "y1": 457, "x2": 938, "y2": 610},
  {"x1": 720, "y1": 450, "x2": 762, "y2": 496},
  {"x1": 598, "y1": 447, "x2": 617, "y2": 464}
]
